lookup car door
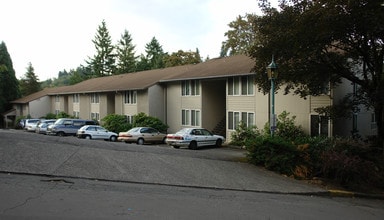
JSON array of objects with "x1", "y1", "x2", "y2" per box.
[
  {"x1": 191, "y1": 129, "x2": 206, "y2": 146},
  {"x1": 200, "y1": 129, "x2": 216, "y2": 146},
  {"x1": 96, "y1": 127, "x2": 109, "y2": 139},
  {"x1": 86, "y1": 126, "x2": 98, "y2": 139}
]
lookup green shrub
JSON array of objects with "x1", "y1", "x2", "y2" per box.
[
  {"x1": 133, "y1": 112, "x2": 168, "y2": 132},
  {"x1": 246, "y1": 136, "x2": 300, "y2": 176},
  {"x1": 230, "y1": 121, "x2": 260, "y2": 146},
  {"x1": 101, "y1": 114, "x2": 132, "y2": 133},
  {"x1": 263, "y1": 111, "x2": 305, "y2": 141},
  {"x1": 56, "y1": 111, "x2": 71, "y2": 119},
  {"x1": 44, "y1": 113, "x2": 57, "y2": 119}
]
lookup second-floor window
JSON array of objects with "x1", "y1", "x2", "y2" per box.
[
  {"x1": 182, "y1": 80, "x2": 200, "y2": 96},
  {"x1": 124, "y1": 91, "x2": 137, "y2": 104},
  {"x1": 228, "y1": 76, "x2": 254, "y2": 96},
  {"x1": 91, "y1": 93, "x2": 99, "y2": 103},
  {"x1": 73, "y1": 94, "x2": 79, "y2": 103},
  {"x1": 55, "y1": 95, "x2": 60, "y2": 102}
]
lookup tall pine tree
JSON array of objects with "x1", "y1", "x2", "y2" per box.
[
  {"x1": 116, "y1": 30, "x2": 137, "y2": 74},
  {"x1": 146, "y1": 37, "x2": 165, "y2": 70},
  {"x1": 19, "y1": 62, "x2": 41, "y2": 96},
  {"x1": 87, "y1": 20, "x2": 116, "y2": 77},
  {"x1": 0, "y1": 41, "x2": 20, "y2": 114}
]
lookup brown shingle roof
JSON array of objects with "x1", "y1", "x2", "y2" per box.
[
  {"x1": 42, "y1": 55, "x2": 256, "y2": 95},
  {"x1": 160, "y1": 54, "x2": 255, "y2": 82},
  {"x1": 11, "y1": 87, "x2": 69, "y2": 104}
]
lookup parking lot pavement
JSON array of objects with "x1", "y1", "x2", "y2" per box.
[{"x1": 0, "y1": 129, "x2": 327, "y2": 195}]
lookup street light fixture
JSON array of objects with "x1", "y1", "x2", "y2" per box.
[{"x1": 266, "y1": 55, "x2": 278, "y2": 136}]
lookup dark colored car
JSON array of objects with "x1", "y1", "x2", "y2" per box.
[{"x1": 47, "y1": 118, "x2": 97, "y2": 136}]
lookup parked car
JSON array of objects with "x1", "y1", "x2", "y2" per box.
[
  {"x1": 118, "y1": 127, "x2": 166, "y2": 145},
  {"x1": 76, "y1": 125, "x2": 118, "y2": 141},
  {"x1": 24, "y1": 119, "x2": 40, "y2": 132},
  {"x1": 47, "y1": 118, "x2": 98, "y2": 136},
  {"x1": 165, "y1": 128, "x2": 225, "y2": 150},
  {"x1": 35, "y1": 119, "x2": 56, "y2": 134}
]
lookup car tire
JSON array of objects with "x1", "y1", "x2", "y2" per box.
[
  {"x1": 173, "y1": 146, "x2": 180, "y2": 149},
  {"x1": 110, "y1": 136, "x2": 117, "y2": 142},
  {"x1": 137, "y1": 138, "x2": 144, "y2": 145},
  {"x1": 189, "y1": 141, "x2": 198, "y2": 150},
  {"x1": 57, "y1": 131, "x2": 65, "y2": 137},
  {"x1": 216, "y1": 139, "x2": 223, "y2": 147},
  {"x1": 85, "y1": 135, "x2": 92, "y2": 140}
]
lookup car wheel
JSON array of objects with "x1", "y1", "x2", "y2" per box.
[
  {"x1": 189, "y1": 141, "x2": 197, "y2": 150},
  {"x1": 137, "y1": 138, "x2": 144, "y2": 145},
  {"x1": 215, "y1": 139, "x2": 223, "y2": 147},
  {"x1": 85, "y1": 135, "x2": 91, "y2": 140},
  {"x1": 173, "y1": 146, "x2": 180, "y2": 149},
  {"x1": 57, "y1": 132, "x2": 65, "y2": 137},
  {"x1": 110, "y1": 136, "x2": 117, "y2": 142}
]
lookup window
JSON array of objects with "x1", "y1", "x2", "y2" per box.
[
  {"x1": 91, "y1": 112, "x2": 100, "y2": 121},
  {"x1": 126, "y1": 115, "x2": 134, "y2": 124},
  {"x1": 228, "y1": 76, "x2": 254, "y2": 96},
  {"x1": 73, "y1": 111, "x2": 79, "y2": 118},
  {"x1": 371, "y1": 113, "x2": 377, "y2": 129},
  {"x1": 228, "y1": 111, "x2": 255, "y2": 130},
  {"x1": 90, "y1": 93, "x2": 99, "y2": 103},
  {"x1": 124, "y1": 91, "x2": 137, "y2": 104},
  {"x1": 182, "y1": 80, "x2": 200, "y2": 96},
  {"x1": 182, "y1": 109, "x2": 200, "y2": 126},
  {"x1": 55, "y1": 110, "x2": 60, "y2": 115},
  {"x1": 55, "y1": 95, "x2": 60, "y2": 102},
  {"x1": 73, "y1": 94, "x2": 79, "y2": 103}
]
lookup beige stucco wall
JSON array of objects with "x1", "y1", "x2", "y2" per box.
[
  {"x1": 148, "y1": 84, "x2": 166, "y2": 122},
  {"x1": 27, "y1": 96, "x2": 51, "y2": 118},
  {"x1": 166, "y1": 82, "x2": 182, "y2": 133},
  {"x1": 202, "y1": 80, "x2": 226, "y2": 131},
  {"x1": 79, "y1": 94, "x2": 90, "y2": 119}
]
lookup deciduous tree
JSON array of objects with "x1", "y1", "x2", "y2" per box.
[{"x1": 249, "y1": 0, "x2": 384, "y2": 153}]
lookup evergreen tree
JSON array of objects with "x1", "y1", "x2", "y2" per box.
[
  {"x1": 0, "y1": 41, "x2": 20, "y2": 114},
  {"x1": 19, "y1": 62, "x2": 41, "y2": 96},
  {"x1": 145, "y1": 37, "x2": 165, "y2": 70},
  {"x1": 116, "y1": 30, "x2": 137, "y2": 74},
  {"x1": 87, "y1": 20, "x2": 116, "y2": 77}
]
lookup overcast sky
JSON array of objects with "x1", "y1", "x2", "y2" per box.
[{"x1": 1, "y1": 0, "x2": 276, "y2": 81}]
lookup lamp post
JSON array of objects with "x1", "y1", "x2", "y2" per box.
[{"x1": 266, "y1": 55, "x2": 278, "y2": 137}]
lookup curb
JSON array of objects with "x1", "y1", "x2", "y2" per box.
[{"x1": 327, "y1": 189, "x2": 384, "y2": 200}]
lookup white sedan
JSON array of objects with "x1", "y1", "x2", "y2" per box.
[
  {"x1": 165, "y1": 128, "x2": 225, "y2": 150},
  {"x1": 76, "y1": 125, "x2": 118, "y2": 141}
]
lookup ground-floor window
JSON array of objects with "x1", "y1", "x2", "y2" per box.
[
  {"x1": 73, "y1": 111, "x2": 80, "y2": 118},
  {"x1": 126, "y1": 115, "x2": 134, "y2": 124},
  {"x1": 310, "y1": 114, "x2": 329, "y2": 137},
  {"x1": 182, "y1": 109, "x2": 200, "y2": 126},
  {"x1": 91, "y1": 112, "x2": 100, "y2": 121},
  {"x1": 228, "y1": 111, "x2": 254, "y2": 130},
  {"x1": 55, "y1": 110, "x2": 60, "y2": 115}
]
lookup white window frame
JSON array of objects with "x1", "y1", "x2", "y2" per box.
[
  {"x1": 182, "y1": 109, "x2": 200, "y2": 126},
  {"x1": 124, "y1": 91, "x2": 137, "y2": 104},
  {"x1": 182, "y1": 80, "x2": 200, "y2": 96},
  {"x1": 73, "y1": 94, "x2": 79, "y2": 103},
  {"x1": 90, "y1": 93, "x2": 100, "y2": 104},
  {"x1": 90, "y1": 112, "x2": 100, "y2": 121},
  {"x1": 228, "y1": 111, "x2": 255, "y2": 130},
  {"x1": 228, "y1": 76, "x2": 254, "y2": 96}
]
